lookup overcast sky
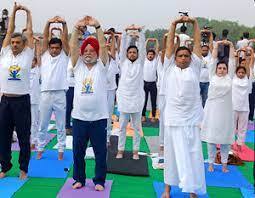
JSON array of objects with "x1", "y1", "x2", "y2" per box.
[{"x1": 1, "y1": 0, "x2": 255, "y2": 32}]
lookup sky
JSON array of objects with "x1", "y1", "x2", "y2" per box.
[{"x1": 1, "y1": 0, "x2": 255, "y2": 33}]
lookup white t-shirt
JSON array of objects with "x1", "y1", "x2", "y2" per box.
[
  {"x1": 67, "y1": 59, "x2": 75, "y2": 87},
  {"x1": 200, "y1": 53, "x2": 212, "y2": 83},
  {"x1": 72, "y1": 58, "x2": 109, "y2": 121},
  {"x1": 178, "y1": 33, "x2": 191, "y2": 47},
  {"x1": 106, "y1": 59, "x2": 119, "y2": 90},
  {"x1": 236, "y1": 39, "x2": 249, "y2": 49},
  {"x1": 40, "y1": 50, "x2": 69, "y2": 92},
  {"x1": 30, "y1": 66, "x2": 40, "y2": 104},
  {"x1": 143, "y1": 57, "x2": 158, "y2": 82},
  {"x1": 0, "y1": 46, "x2": 33, "y2": 94}
]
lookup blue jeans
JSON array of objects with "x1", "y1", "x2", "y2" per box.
[
  {"x1": 65, "y1": 87, "x2": 74, "y2": 129},
  {"x1": 200, "y1": 82, "x2": 209, "y2": 108},
  {"x1": 72, "y1": 118, "x2": 107, "y2": 186}
]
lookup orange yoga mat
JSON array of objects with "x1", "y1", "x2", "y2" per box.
[{"x1": 112, "y1": 122, "x2": 143, "y2": 137}]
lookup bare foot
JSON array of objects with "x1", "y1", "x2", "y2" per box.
[
  {"x1": 190, "y1": 193, "x2": 197, "y2": 198},
  {"x1": 208, "y1": 164, "x2": 214, "y2": 172},
  {"x1": 222, "y1": 164, "x2": 229, "y2": 173},
  {"x1": 116, "y1": 151, "x2": 124, "y2": 159},
  {"x1": 141, "y1": 116, "x2": 146, "y2": 122},
  {"x1": 133, "y1": 150, "x2": 139, "y2": 160},
  {"x1": 19, "y1": 170, "x2": 28, "y2": 180},
  {"x1": 161, "y1": 191, "x2": 170, "y2": 198},
  {"x1": 95, "y1": 184, "x2": 104, "y2": 191},
  {"x1": 72, "y1": 182, "x2": 83, "y2": 189},
  {"x1": 36, "y1": 151, "x2": 43, "y2": 160},
  {"x1": 31, "y1": 144, "x2": 36, "y2": 150},
  {"x1": 0, "y1": 172, "x2": 6, "y2": 179},
  {"x1": 159, "y1": 146, "x2": 164, "y2": 157},
  {"x1": 66, "y1": 128, "x2": 72, "y2": 136},
  {"x1": 150, "y1": 117, "x2": 156, "y2": 123},
  {"x1": 58, "y1": 152, "x2": 64, "y2": 160}
]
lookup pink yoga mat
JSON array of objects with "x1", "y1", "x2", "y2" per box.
[
  {"x1": 248, "y1": 122, "x2": 254, "y2": 131},
  {"x1": 12, "y1": 133, "x2": 56, "y2": 151},
  {"x1": 57, "y1": 178, "x2": 113, "y2": 198},
  {"x1": 232, "y1": 143, "x2": 255, "y2": 162}
]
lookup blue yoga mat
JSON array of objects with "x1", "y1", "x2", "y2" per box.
[
  {"x1": 245, "y1": 130, "x2": 254, "y2": 143},
  {"x1": 153, "y1": 181, "x2": 209, "y2": 198},
  {"x1": 240, "y1": 187, "x2": 255, "y2": 198},
  {"x1": 28, "y1": 150, "x2": 73, "y2": 178},
  {"x1": 0, "y1": 177, "x2": 28, "y2": 198},
  {"x1": 205, "y1": 163, "x2": 252, "y2": 188}
]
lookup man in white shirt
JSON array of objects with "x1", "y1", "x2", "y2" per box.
[
  {"x1": 0, "y1": 3, "x2": 34, "y2": 180},
  {"x1": 236, "y1": 32, "x2": 249, "y2": 50},
  {"x1": 178, "y1": 25, "x2": 190, "y2": 47},
  {"x1": 69, "y1": 16, "x2": 109, "y2": 191},
  {"x1": 142, "y1": 38, "x2": 159, "y2": 123},
  {"x1": 37, "y1": 16, "x2": 69, "y2": 160}
]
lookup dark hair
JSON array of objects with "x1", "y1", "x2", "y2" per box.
[
  {"x1": 201, "y1": 45, "x2": 209, "y2": 49},
  {"x1": 243, "y1": 32, "x2": 249, "y2": 39},
  {"x1": 108, "y1": 27, "x2": 115, "y2": 33},
  {"x1": 236, "y1": 66, "x2": 247, "y2": 74},
  {"x1": 180, "y1": 25, "x2": 187, "y2": 33},
  {"x1": 147, "y1": 48, "x2": 156, "y2": 55},
  {"x1": 11, "y1": 32, "x2": 27, "y2": 43},
  {"x1": 239, "y1": 58, "x2": 246, "y2": 65},
  {"x1": 212, "y1": 32, "x2": 216, "y2": 40},
  {"x1": 48, "y1": 38, "x2": 62, "y2": 47},
  {"x1": 216, "y1": 60, "x2": 228, "y2": 72},
  {"x1": 222, "y1": 29, "x2": 229, "y2": 38},
  {"x1": 175, "y1": 46, "x2": 192, "y2": 57},
  {"x1": 127, "y1": 45, "x2": 138, "y2": 53}
]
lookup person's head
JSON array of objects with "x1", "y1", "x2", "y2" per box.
[
  {"x1": 212, "y1": 32, "x2": 216, "y2": 41},
  {"x1": 10, "y1": 32, "x2": 27, "y2": 55},
  {"x1": 147, "y1": 49, "x2": 156, "y2": 61},
  {"x1": 2, "y1": 9, "x2": 8, "y2": 17},
  {"x1": 216, "y1": 61, "x2": 228, "y2": 77},
  {"x1": 201, "y1": 45, "x2": 209, "y2": 57},
  {"x1": 239, "y1": 58, "x2": 246, "y2": 67},
  {"x1": 32, "y1": 57, "x2": 37, "y2": 68},
  {"x1": 180, "y1": 25, "x2": 187, "y2": 34},
  {"x1": 126, "y1": 45, "x2": 139, "y2": 62},
  {"x1": 48, "y1": 38, "x2": 62, "y2": 57},
  {"x1": 108, "y1": 27, "x2": 115, "y2": 33},
  {"x1": 80, "y1": 37, "x2": 99, "y2": 65},
  {"x1": 175, "y1": 46, "x2": 192, "y2": 69},
  {"x1": 222, "y1": 29, "x2": 229, "y2": 39},
  {"x1": 235, "y1": 66, "x2": 247, "y2": 79},
  {"x1": 243, "y1": 32, "x2": 249, "y2": 39}
]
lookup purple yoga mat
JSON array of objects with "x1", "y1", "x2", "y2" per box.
[
  {"x1": 248, "y1": 122, "x2": 254, "y2": 130},
  {"x1": 11, "y1": 133, "x2": 56, "y2": 151},
  {"x1": 57, "y1": 178, "x2": 113, "y2": 198}
]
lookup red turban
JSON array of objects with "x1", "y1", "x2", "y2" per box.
[{"x1": 80, "y1": 37, "x2": 100, "y2": 56}]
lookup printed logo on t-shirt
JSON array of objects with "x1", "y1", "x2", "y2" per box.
[
  {"x1": 202, "y1": 60, "x2": 207, "y2": 68},
  {"x1": 81, "y1": 77, "x2": 94, "y2": 94},
  {"x1": 8, "y1": 65, "x2": 21, "y2": 80}
]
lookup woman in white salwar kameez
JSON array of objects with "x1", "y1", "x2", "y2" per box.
[
  {"x1": 201, "y1": 40, "x2": 236, "y2": 173},
  {"x1": 161, "y1": 16, "x2": 206, "y2": 198}
]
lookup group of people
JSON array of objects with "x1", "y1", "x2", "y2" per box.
[{"x1": 0, "y1": 3, "x2": 254, "y2": 198}]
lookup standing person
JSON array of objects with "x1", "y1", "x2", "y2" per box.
[
  {"x1": 161, "y1": 16, "x2": 206, "y2": 198},
  {"x1": 236, "y1": 32, "x2": 249, "y2": 50},
  {"x1": 69, "y1": 16, "x2": 109, "y2": 190},
  {"x1": 142, "y1": 38, "x2": 159, "y2": 123},
  {"x1": 178, "y1": 24, "x2": 190, "y2": 47},
  {"x1": 37, "y1": 16, "x2": 69, "y2": 160},
  {"x1": 0, "y1": 9, "x2": 9, "y2": 50},
  {"x1": 232, "y1": 47, "x2": 254, "y2": 151},
  {"x1": 115, "y1": 25, "x2": 145, "y2": 160},
  {"x1": 0, "y1": 3, "x2": 34, "y2": 179},
  {"x1": 200, "y1": 29, "x2": 213, "y2": 107},
  {"x1": 201, "y1": 40, "x2": 236, "y2": 173}
]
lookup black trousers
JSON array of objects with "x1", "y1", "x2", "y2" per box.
[
  {"x1": 142, "y1": 81, "x2": 157, "y2": 117},
  {"x1": 249, "y1": 82, "x2": 255, "y2": 121},
  {"x1": 65, "y1": 87, "x2": 74, "y2": 129},
  {"x1": 0, "y1": 94, "x2": 31, "y2": 173}
]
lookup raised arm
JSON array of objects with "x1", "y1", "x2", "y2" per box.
[
  {"x1": 137, "y1": 28, "x2": 146, "y2": 65},
  {"x1": 56, "y1": 17, "x2": 69, "y2": 55},
  {"x1": 34, "y1": 37, "x2": 41, "y2": 66},
  {"x1": 119, "y1": 26, "x2": 132, "y2": 63},
  {"x1": 165, "y1": 19, "x2": 179, "y2": 59},
  {"x1": 190, "y1": 17, "x2": 201, "y2": 58},
  {"x1": 109, "y1": 31, "x2": 116, "y2": 60},
  {"x1": 22, "y1": 6, "x2": 33, "y2": 49},
  {"x1": 154, "y1": 38, "x2": 159, "y2": 55}
]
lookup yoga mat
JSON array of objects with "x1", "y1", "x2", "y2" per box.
[
  {"x1": 232, "y1": 143, "x2": 255, "y2": 161},
  {"x1": 240, "y1": 187, "x2": 255, "y2": 198},
  {"x1": 0, "y1": 177, "x2": 28, "y2": 198},
  {"x1": 28, "y1": 150, "x2": 73, "y2": 178},
  {"x1": 48, "y1": 123, "x2": 56, "y2": 131},
  {"x1": 248, "y1": 122, "x2": 254, "y2": 131},
  {"x1": 144, "y1": 136, "x2": 160, "y2": 153},
  {"x1": 12, "y1": 133, "x2": 56, "y2": 151},
  {"x1": 204, "y1": 163, "x2": 252, "y2": 188},
  {"x1": 112, "y1": 122, "x2": 143, "y2": 137},
  {"x1": 153, "y1": 181, "x2": 209, "y2": 198},
  {"x1": 245, "y1": 130, "x2": 254, "y2": 143},
  {"x1": 57, "y1": 178, "x2": 112, "y2": 198}
]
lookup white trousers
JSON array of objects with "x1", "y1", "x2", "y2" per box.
[
  {"x1": 158, "y1": 95, "x2": 165, "y2": 146},
  {"x1": 207, "y1": 143, "x2": 230, "y2": 164},
  {"x1": 38, "y1": 90, "x2": 66, "y2": 152},
  {"x1": 164, "y1": 126, "x2": 206, "y2": 195},
  {"x1": 234, "y1": 111, "x2": 249, "y2": 146},
  {"x1": 31, "y1": 104, "x2": 39, "y2": 144},
  {"x1": 118, "y1": 112, "x2": 141, "y2": 151},
  {"x1": 107, "y1": 89, "x2": 116, "y2": 142}
]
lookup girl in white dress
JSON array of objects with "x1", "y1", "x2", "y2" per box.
[{"x1": 201, "y1": 40, "x2": 236, "y2": 173}]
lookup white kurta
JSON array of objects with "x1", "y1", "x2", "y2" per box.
[
  {"x1": 161, "y1": 54, "x2": 206, "y2": 195},
  {"x1": 201, "y1": 58, "x2": 235, "y2": 145}
]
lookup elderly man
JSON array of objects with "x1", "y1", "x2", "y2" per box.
[
  {"x1": 36, "y1": 16, "x2": 69, "y2": 160},
  {"x1": 69, "y1": 16, "x2": 109, "y2": 190},
  {"x1": 0, "y1": 3, "x2": 34, "y2": 180}
]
